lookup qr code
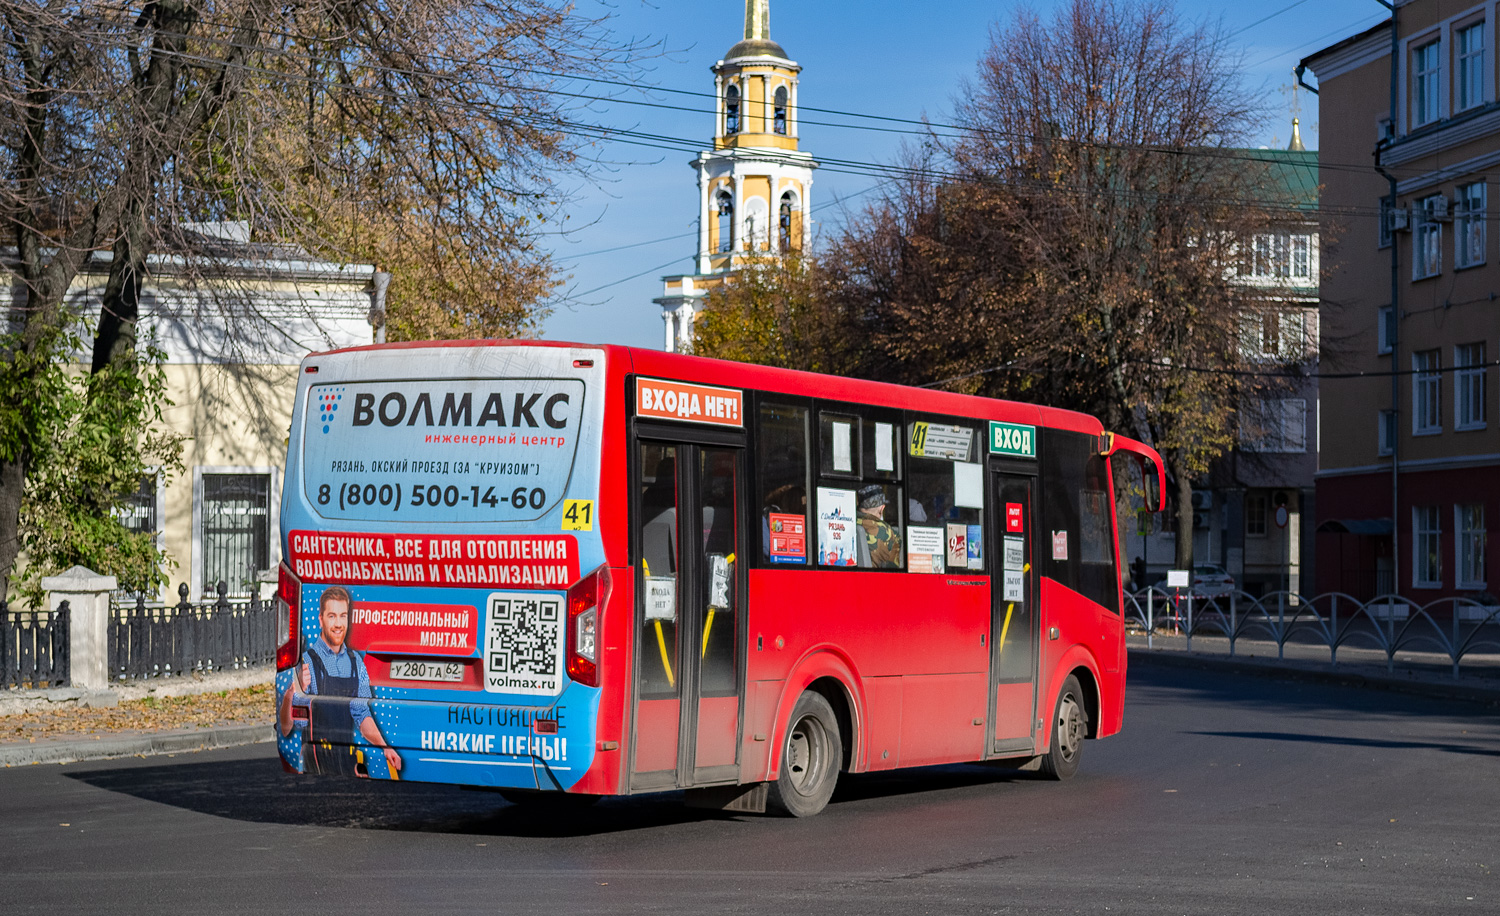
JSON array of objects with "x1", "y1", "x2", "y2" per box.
[{"x1": 484, "y1": 593, "x2": 563, "y2": 696}]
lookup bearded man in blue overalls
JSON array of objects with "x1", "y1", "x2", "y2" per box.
[{"x1": 278, "y1": 586, "x2": 403, "y2": 777}]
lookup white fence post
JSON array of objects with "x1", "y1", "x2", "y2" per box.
[{"x1": 41, "y1": 566, "x2": 117, "y2": 690}]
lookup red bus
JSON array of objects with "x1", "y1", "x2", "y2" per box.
[{"x1": 273, "y1": 340, "x2": 1164, "y2": 816}]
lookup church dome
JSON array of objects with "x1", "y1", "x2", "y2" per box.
[{"x1": 723, "y1": 37, "x2": 789, "y2": 61}]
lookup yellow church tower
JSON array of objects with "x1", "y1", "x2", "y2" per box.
[{"x1": 656, "y1": 0, "x2": 817, "y2": 352}]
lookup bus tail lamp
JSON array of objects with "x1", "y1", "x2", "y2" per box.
[
  {"x1": 566, "y1": 565, "x2": 612, "y2": 687},
  {"x1": 274, "y1": 562, "x2": 302, "y2": 671}
]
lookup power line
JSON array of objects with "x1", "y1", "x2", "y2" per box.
[{"x1": 47, "y1": 11, "x2": 1446, "y2": 186}]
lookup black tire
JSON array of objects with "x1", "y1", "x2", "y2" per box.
[
  {"x1": 1038, "y1": 674, "x2": 1087, "y2": 781},
  {"x1": 767, "y1": 691, "x2": 841, "y2": 817},
  {"x1": 499, "y1": 789, "x2": 601, "y2": 809}
]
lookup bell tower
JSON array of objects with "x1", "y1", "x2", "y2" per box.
[{"x1": 656, "y1": 0, "x2": 818, "y2": 352}]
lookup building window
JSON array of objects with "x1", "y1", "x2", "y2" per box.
[
  {"x1": 1242, "y1": 309, "x2": 1309, "y2": 361},
  {"x1": 716, "y1": 191, "x2": 734, "y2": 253},
  {"x1": 1248, "y1": 232, "x2": 1313, "y2": 282},
  {"x1": 725, "y1": 83, "x2": 740, "y2": 134},
  {"x1": 1458, "y1": 22, "x2": 1486, "y2": 112},
  {"x1": 1456, "y1": 182, "x2": 1486, "y2": 268},
  {"x1": 1239, "y1": 399, "x2": 1307, "y2": 453},
  {"x1": 773, "y1": 85, "x2": 788, "y2": 135},
  {"x1": 120, "y1": 474, "x2": 159, "y2": 538},
  {"x1": 778, "y1": 192, "x2": 794, "y2": 252},
  {"x1": 1246, "y1": 494, "x2": 1267, "y2": 538},
  {"x1": 200, "y1": 472, "x2": 270, "y2": 597},
  {"x1": 1412, "y1": 39, "x2": 1441, "y2": 127},
  {"x1": 1413, "y1": 195, "x2": 1443, "y2": 279},
  {"x1": 1379, "y1": 196, "x2": 1395, "y2": 249},
  {"x1": 1377, "y1": 305, "x2": 1394, "y2": 355},
  {"x1": 1413, "y1": 349, "x2": 1442, "y2": 434},
  {"x1": 1457, "y1": 503, "x2": 1487, "y2": 589},
  {"x1": 1378, "y1": 409, "x2": 1396, "y2": 456},
  {"x1": 1414, "y1": 504, "x2": 1442, "y2": 588},
  {"x1": 1456, "y1": 342, "x2": 1487, "y2": 430}
]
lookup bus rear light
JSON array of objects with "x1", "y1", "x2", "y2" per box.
[
  {"x1": 275, "y1": 562, "x2": 302, "y2": 671},
  {"x1": 566, "y1": 566, "x2": 611, "y2": 687}
]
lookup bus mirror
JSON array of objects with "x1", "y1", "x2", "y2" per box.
[{"x1": 1100, "y1": 432, "x2": 1166, "y2": 513}]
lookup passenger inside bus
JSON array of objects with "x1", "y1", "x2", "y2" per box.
[{"x1": 856, "y1": 484, "x2": 902, "y2": 569}]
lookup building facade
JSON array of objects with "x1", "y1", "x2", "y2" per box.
[
  {"x1": 19, "y1": 223, "x2": 382, "y2": 600},
  {"x1": 1123, "y1": 140, "x2": 1321, "y2": 596},
  {"x1": 655, "y1": 0, "x2": 817, "y2": 352},
  {"x1": 1305, "y1": 1, "x2": 1499, "y2": 603}
]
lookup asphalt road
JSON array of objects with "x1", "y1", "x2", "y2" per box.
[{"x1": 3, "y1": 660, "x2": 1498, "y2": 915}]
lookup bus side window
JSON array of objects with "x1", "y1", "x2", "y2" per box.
[
  {"x1": 906, "y1": 416, "x2": 983, "y2": 573},
  {"x1": 1040, "y1": 429, "x2": 1120, "y2": 613},
  {"x1": 816, "y1": 404, "x2": 904, "y2": 570},
  {"x1": 757, "y1": 402, "x2": 810, "y2": 566}
]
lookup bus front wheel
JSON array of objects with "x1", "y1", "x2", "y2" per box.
[
  {"x1": 1039, "y1": 674, "x2": 1086, "y2": 781},
  {"x1": 767, "y1": 691, "x2": 841, "y2": 817}
]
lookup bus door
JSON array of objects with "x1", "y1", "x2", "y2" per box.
[
  {"x1": 630, "y1": 435, "x2": 744, "y2": 791},
  {"x1": 987, "y1": 466, "x2": 1039, "y2": 755}
]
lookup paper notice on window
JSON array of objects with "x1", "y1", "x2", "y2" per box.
[
  {"x1": 875, "y1": 422, "x2": 894, "y2": 472},
  {"x1": 645, "y1": 576, "x2": 677, "y2": 621},
  {"x1": 967, "y1": 525, "x2": 984, "y2": 569},
  {"x1": 907, "y1": 525, "x2": 945, "y2": 574},
  {"x1": 946, "y1": 524, "x2": 967, "y2": 568},
  {"x1": 1052, "y1": 530, "x2": 1069, "y2": 561},
  {"x1": 832, "y1": 421, "x2": 853, "y2": 473},
  {"x1": 1004, "y1": 536, "x2": 1024, "y2": 571},
  {"x1": 817, "y1": 487, "x2": 858, "y2": 566},
  {"x1": 708, "y1": 554, "x2": 732, "y2": 609},
  {"x1": 1003, "y1": 570, "x2": 1024, "y2": 603},
  {"x1": 953, "y1": 461, "x2": 983, "y2": 508}
]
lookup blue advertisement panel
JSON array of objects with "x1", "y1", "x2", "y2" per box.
[{"x1": 276, "y1": 344, "x2": 608, "y2": 790}]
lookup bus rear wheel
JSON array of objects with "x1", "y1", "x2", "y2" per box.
[
  {"x1": 1039, "y1": 674, "x2": 1086, "y2": 781},
  {"x1": 767, "y1": 691, "x2": 841, "y2": 817}
]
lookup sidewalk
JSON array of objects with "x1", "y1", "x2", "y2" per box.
[
  {"x1": 1127, "y1": 631, "x2": 1500, "y2": 707},
  {"x1": 5, "y1": 641, "x2": 1499, "y2": 769},
  {"x1": 1, "y1": 668, "x2": 276, "y2": 767}
]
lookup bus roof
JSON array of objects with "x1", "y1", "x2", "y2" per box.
[{"x1": 306, "y1": 338, "x2": 1106, "y2": 437}]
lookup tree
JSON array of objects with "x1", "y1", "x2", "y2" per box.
[
  {"x1": 688, "y1": 256, "x2": 852, "y2": 374},
  {"x1": 824, "y1": 0, "x2": 1291, "y2": 567},
  {"x1": 0, "y1": 0, "x2": 646, "y2": 597}
]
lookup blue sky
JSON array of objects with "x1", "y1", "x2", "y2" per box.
[{"x1": 538, "y1": 0, "x2": 1388, "y2": 350}]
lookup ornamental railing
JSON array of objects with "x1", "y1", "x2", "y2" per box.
[
  {"x1": 110, "y1": 582, "x2": 278, "y2": 680},
  {"x1": 1125, "y1": 587, "x2": 1500, "y2": 679},
  {"x1": 0, "y1": 599, "x2": 70, "y2": 688}
]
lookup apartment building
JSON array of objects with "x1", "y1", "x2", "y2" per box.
[
  {"x1": 1304, "y1": 0, "x2": 1498, "y2": 602},
  {"x1": 1123, "y1": 140, "x2": 1320, "y2": 597}
]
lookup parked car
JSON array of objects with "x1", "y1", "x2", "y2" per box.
[{"x1": 1191, "y1": 564, "x2": 1235, "y2": 597}]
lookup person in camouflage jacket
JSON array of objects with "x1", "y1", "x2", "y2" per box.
[{"x1": 856, "y1": 484, "x2": 902, "y2": 569}]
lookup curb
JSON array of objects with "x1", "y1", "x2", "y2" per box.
[
  {"x1": 0, "y1": 723, "x2": 275, "y2": 768},
  {"x1": 1128, "y1": 647, "x2": 1500, "y2": 708}
]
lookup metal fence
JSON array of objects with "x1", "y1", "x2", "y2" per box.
[
  {"x1": 1125, "y1": 587, "x2": 1500, "y2": 678},
  {"x1": 1, "y1": 599, "x2": 70, "y2": 688},
  {"x1": 110, "y1": 582, "x2": 279, "y2": 680}
]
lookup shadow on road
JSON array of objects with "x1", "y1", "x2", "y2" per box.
[
  {"x1": 1128, "y1": 659, "x2": 1500, "y2": 721},
  {"x1": 1190, "y1": 730, "x2": 1500, "y2": 757},
  {"x1": 64, "y1": 753, "x2": 1037, "y2": 836}
]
